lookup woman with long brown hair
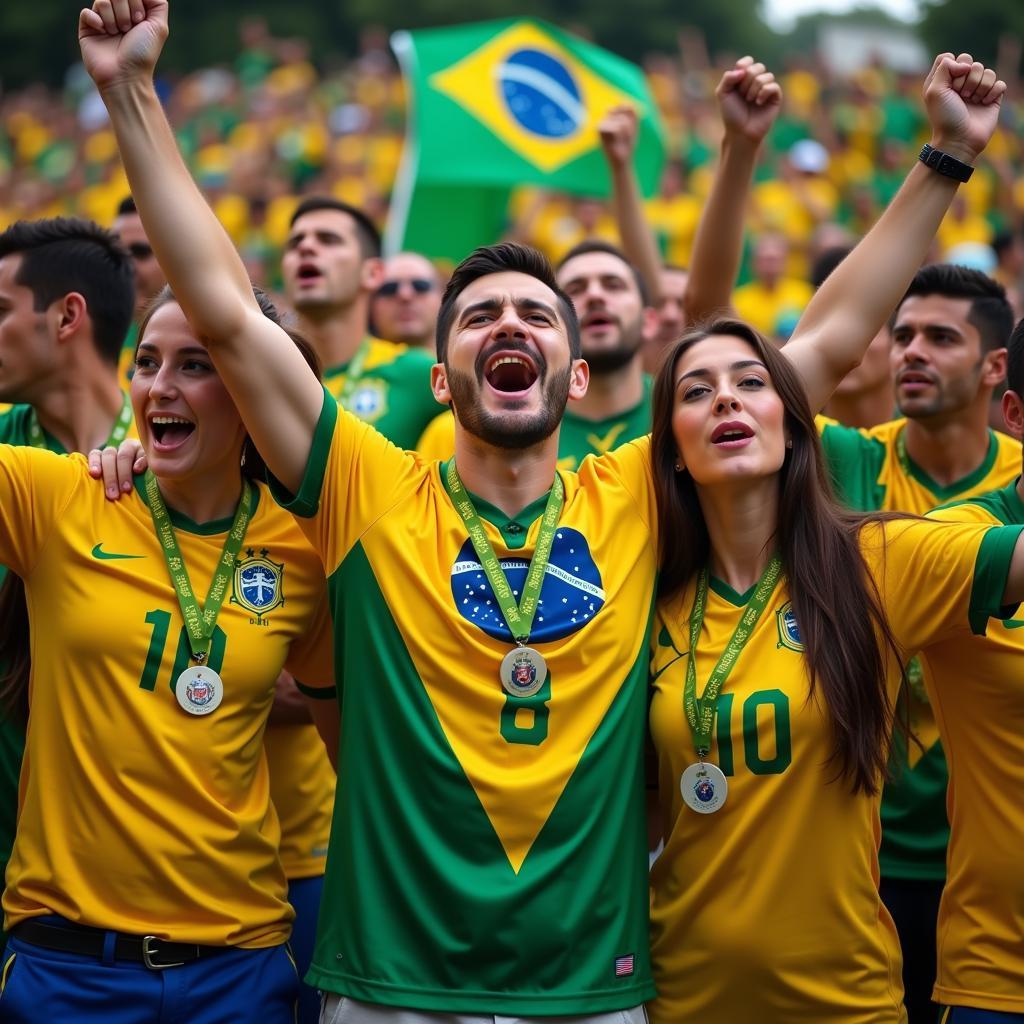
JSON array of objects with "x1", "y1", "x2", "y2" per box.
[{"x1": 646, "y1": 313, "x2": 1024, "y2": 1022}]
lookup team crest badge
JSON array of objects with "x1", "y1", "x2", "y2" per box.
[
  {"x1": 776, "y1": 601, "x2": 804, "y2": 652},
  {"x1": 232, "y1": 548, "x2": 285, "y2": 622},
  {"x1": 347, "y1": 379, "x2": 388, "y2": 423}
]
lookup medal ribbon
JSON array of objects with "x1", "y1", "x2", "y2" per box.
[
  {"x1": 28, "y1": 392, "x2": 133, "y2": 451},
  {"x1": 144, "y1": 469, "x2": 254, "y2": 663},
  {"x1": 446, "y1": 461, "x2": 563, "y2": 645},
  {"x1": 336, "y1": 339, "x2": 372, "y2": 412},
  {"x1": 685, "y1": 555, "x2": 783, "y2": 756}
]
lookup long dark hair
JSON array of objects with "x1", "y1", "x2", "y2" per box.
[
  {"x1": 651, "y1": 318, "x2": 905, "y2": 795},
  {"x1": 0, "y1": 285, "x2": 319, "y2": 726}
]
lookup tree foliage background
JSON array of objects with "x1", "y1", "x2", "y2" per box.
[{"x1": 3, "y1": 0, "x2": 1021, "y2": 91}]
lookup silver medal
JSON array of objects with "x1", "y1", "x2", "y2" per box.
[
  {"x1": 499, "y1": 646, "x2": 547, "y2": 698},
  {"x1": 176, "y1": 665, "x2": 224, "y2": 716},
  {"x1": 680, "y1": 761, "x2": 728, "y2": 814}
]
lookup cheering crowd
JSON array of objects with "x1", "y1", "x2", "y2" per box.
[{"x1": 0, "y1": 1, "x2": 1022, "y2": 1023}]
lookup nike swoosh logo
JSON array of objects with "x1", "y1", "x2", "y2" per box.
[
  {"x1": 1006, "y1": 620, "x2": 1024, "y2": 630},
  {"x1": 91, "y1": 544, "x2": 144, "y2": 561}
]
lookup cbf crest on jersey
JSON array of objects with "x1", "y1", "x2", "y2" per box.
[
  {"x1": 776, "y1": 601, "x2": 804, "y2": 652},
  {"x1": 346, "y1": 379, "x2": 388, "y2": 423},
  {"x1": 232, "y1": 548, "x2": 284, "y2": 623},
  {"x1": 451, "y1": 526, "x2": 605, "y2": 641}
]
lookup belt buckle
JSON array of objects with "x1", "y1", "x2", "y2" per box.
[{"x1": 142, "y1": 935, "x2": 187, "y2": 970}]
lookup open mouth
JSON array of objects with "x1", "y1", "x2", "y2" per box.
[
  {"x1": 296, "y1": 263, "x2": 322, "y2": 282},
  {"x1": 150, "y1": 415, "x2": 196, "y2": 449},
  {"x1": 484, "y1": 353, "x2": 539, "y2": 394},
  {"x1": 581, "y1": 313, "x2": 616, "y2": 330},
  {"x1": 711, "y1": 421, "x2": 754, "y2": 445}
]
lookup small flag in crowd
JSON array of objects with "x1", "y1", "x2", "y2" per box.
[{"x1": 385, "y1": 18, "x2": 665, "y2": 262}]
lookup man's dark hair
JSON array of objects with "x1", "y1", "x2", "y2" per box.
[
  {"x1": 0, "y1": 217, "x2": 134, "y2": 366},
  {"x1": 289, "y1": 196, "x2": 381, "y2": 259},
  {"x1": 556, "y1": 239, "x2": 650, "y2": 305},
  {"x1": 116, "y1": 196, "x2": 137, "y2": 217},
  {"x1": 810, "y1": 245, "x2": 853, "y2": 289},
  {"x1": 893, "y1": 263, "x2": 1012, "y2": 354},
  {"x1": 1007, "y1": 318, "x2": 1024, "y2": 397},
  {"x1": 435, "y1": 242, "x2": 580, "y2": 362}
]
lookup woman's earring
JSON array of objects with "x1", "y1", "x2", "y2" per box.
[
  {"x1": 674, "y1": 461, "x2": 683, "y2": 472},
  {"x1": 785, "y1": 440, "x2": 793, "y2": 449}
]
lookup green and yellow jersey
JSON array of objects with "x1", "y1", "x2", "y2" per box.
[
  {"x1": 324, "y1": 336, "x2": 439, "y2": 451},
  {"x1": 272, "y1": 389, "x2": 658, "y2": 1014},
  {"x1": 818, "y1": 415, "x2": 1021, "y2": 880},
  {"x1": 269, "y1": 334, "x2": 436, "y2": 882},
  {"x1": 0, "y1": 446, "x2": 333, "y2": 946},
  {"x1": 648, "y1": 518, "x2": 1023, "y2": 1024},
  {"x1": 416, "y1": 377, "x2": 653, "y2": 472},
  {"x1": 265, "y1": 722, "x2": 335, "y2": 880},
  {"x1": 0, "y1": 403, "x2": 140, "y2": 913},
  {"x1": 922, "y1": 481, "x2": 1024, "y2": 1014}
]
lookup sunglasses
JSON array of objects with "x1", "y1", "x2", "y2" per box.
[
  {"x1": 126, "y1": 242, "x2": 155, "y2": 260},
  {"x1": 377, "y1": 278, "x2": 434, "y2": 297}
]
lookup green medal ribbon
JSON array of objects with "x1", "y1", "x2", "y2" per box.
[
  {"x1": 27, "y1": 391, "x2": 133, "y2": 451},
  {"x1": 685, "y1": 555, "x2": 783, "y2": 756},
  {"x1": 446, "y1": 461, "x2": 564, "y2": 645},
  {"x1": 336, "y1": 339, "x2": 372, "y2": 413},
  {"x1": 143, "y1": 469, "x2": 254, "y2": 664}
]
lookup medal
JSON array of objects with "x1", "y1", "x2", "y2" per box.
[
  {"x1": 446, "y1": 461, "x2": 563, "y2": 696},
  {"x1": 175, "y1": 665, "x2": 225, "y2": 716},
  {"x1": 681, "y1": 556, "x2": 783, "y2": 811},
  {"x1": 143, "y1": 470, "x2": 254, "y2": 716},
  {"x1": 500, "y1": 646, "x2": 547, "y2": 698},
  {"x1": 680, "y1": 761, "x2": 729, "y2": 814}
]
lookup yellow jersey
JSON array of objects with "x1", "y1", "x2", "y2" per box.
[
  {"x1": 271, "y1": 389, "x2": 658, "y2": 1013},
  {"x1": 0, "y1": 447, "x2": 333, "y2": 946},
  {"x1": 648, "y1": 517, "x2": 1023, "y2": 1023},
  {"x1": 819, "y1": 416, "x2": 1021, "y2": 881},
  {"x1": 923, "y1": 481, "x2": 1024, "y2": 1013},
  {"x1": 732, "y1": 277, "x2": 815, "y2": 339}
]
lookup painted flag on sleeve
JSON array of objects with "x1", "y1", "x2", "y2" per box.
[{"x1": 385, "y1": 19, "x2": 665, "y2": 262}]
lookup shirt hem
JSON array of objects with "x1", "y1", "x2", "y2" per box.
[
  {"x1": 934, "y1": 983, "x2": 1024, "y2": 1013},
  {"x1": 304, "y1": 969, "x2": 656, "y2": 1014}
]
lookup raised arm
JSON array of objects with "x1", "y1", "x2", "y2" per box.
[
  {"x1": 600, "y1": 105, "x2": 663, "y2": 306},
  {"x1": 79, "y1": 0, "x2": 322, "y2": 492},
  {"x1": 683, "y1": 57, "x2": 781, "y2": 325},
  {"x1": 784, "y1": 52, "x2": 1005, "y2": 413}
]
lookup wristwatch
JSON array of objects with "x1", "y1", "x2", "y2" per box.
[{"x1": 918, "y1": 143, "x2": 974, "y2": 183}]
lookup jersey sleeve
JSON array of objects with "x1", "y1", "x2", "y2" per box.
[
  {"x1": 585, "y1": 434, "x2": 657, "y2": 536},
  {"x1": 270, "y1": 386, "x2": 425, "y2": 575},
  {"x1": 817, "y1": 416, "x2": 887, "y2": 510},
  {"x1": 0, "y1": 445, "x2": 78, "y2": 577},
  {"x1": 284, "y1": 583, "x2": 335, "y2": 691},
  {"x1": 864, "y1": 517, "x2": 1024, "y2": 653}
]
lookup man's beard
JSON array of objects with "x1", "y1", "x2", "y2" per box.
[
  {"x1": 447, "y1": 364, "x2": 572, "y2": 450},
  {"x1": 581, "y1": 313, "x2": 643, "y2": 375}
]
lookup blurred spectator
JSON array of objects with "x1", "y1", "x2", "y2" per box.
[
  {"x1": 369, "y1": 251, "x2": 443, "y2": 350},
  {"x1": 733, "y1": 232, "x2": 814, "y2": 342}
]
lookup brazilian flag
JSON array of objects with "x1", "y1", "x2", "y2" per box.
[{"x1": 385, "y1": 19, "x2": 665, "y2": 263}]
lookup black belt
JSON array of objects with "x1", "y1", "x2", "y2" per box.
[{"x1": 13, "y1": 919, "x2": 232, "y2": 970}]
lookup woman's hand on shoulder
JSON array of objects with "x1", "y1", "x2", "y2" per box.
[{"x1": 87, "y1": 438, "x2": 147, "y2": 499}]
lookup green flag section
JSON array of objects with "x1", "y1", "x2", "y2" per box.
[{"x1": 385, "y1": 19, "x2": 665, "y2": 262}]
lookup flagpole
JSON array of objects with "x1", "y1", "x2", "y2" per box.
[{"x1": 384, "y1": 30, "x2": 419, "y2": 258}]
